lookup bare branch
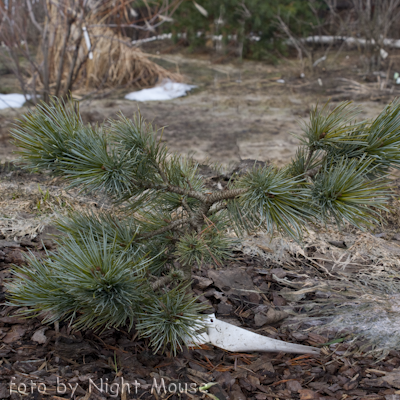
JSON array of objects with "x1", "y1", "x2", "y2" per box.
[
  {"x1": 276, "y1": 15, "x2": 310, "y2": 71},
  {"x1": 65, "y1": 11, "x2": 84, "y2": 94},
  {"x1": 181, "y1": 197, "x2": 195, "y2": 218},
  {"x1": 26, "y1": 0, "x2": 42, "y2": 33}
]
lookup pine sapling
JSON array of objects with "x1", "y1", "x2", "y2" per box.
[{"x1": 6, "y1": 97, "x2": 400, "y2": 353}]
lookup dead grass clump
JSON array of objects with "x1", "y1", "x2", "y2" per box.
[
  {"x1": 34, "y1": 3, "x2": 182, "y2": 95},
  {"x1": 82, "y1": 28, "x2": 181, "y2": 89},
  {"x1": 240, "y1": 228, "x2": 400, "y2": 359}
]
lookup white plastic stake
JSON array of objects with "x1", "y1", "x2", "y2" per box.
[{"x1": 189, "y1": 314, "x2": 320, "y2": 355}]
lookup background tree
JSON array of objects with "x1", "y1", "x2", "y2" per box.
[
  {"x1": 324, "y1": 0, "x2": 400, "y2": 71},
  {"x1": 6, "y1": 97, "x2": 400, "y2": 353},
  {"x1": 157, "y1": 0, "x2": 324, "y2": 61}
]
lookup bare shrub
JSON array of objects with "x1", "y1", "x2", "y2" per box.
[
  {"x1": 0, "y1": 0, "x2": 181, "y2": 103},
  {"x1": 326, "y1": 0, "x2": 400, "y2": 70}
]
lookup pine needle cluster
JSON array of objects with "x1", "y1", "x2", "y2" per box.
[{"x1": 7, "y1": 98, "x2": 400, "y2": 353}]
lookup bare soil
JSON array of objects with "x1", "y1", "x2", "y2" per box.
[{"x1": 2, "y1": 50, "x2": 400, "y2": 168}]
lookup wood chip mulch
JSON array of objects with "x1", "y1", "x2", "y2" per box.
[{"x1": 1, "y1": 241, "x2": 400, "y2": 400}]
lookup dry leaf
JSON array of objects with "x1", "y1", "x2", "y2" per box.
[
  {"x1": 3, "y1": 324, "x2": 27, "y2": 343},
  {"x1": 254, "y1": 307, "x2": 288, "y2": 327}
]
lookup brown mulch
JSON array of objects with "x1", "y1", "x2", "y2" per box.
[
  {"x1": 1, "y1": 165, "x2": 400, "y2": 400},
  {"x1": 1, "y1": 246, "x2": 400, "y2": 400}
]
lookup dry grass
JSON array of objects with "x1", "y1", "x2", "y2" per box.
[
  {"x1": 240, "y1": 225, "x2": 400, "y2": 359},
  {"x1": 83, "y1": 27, "x2": 182, "y2": 89},
  {"x1": 0, "y1": 176, "x2": 112, "y2": 240},
  {"x1": 35, "y1": 4, "x2": 181, "y2": 94}
]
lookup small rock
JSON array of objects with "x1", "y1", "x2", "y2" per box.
[{"x1": 32, "y1": 327, "x2": 48, "y2": 344}]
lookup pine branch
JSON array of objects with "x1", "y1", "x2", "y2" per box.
[
  {"x1": 181, "y1": 197, "x2": 194, "y2": 217},
  {"x1": 142, "y1": 181, "x2": 207, "y2": 203},
  {"x1": 137, "y1": 218, "x2": 189, "y2": 240}
]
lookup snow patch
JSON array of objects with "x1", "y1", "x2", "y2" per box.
[
  {"x1": 0, "y1": 93, "x2": 29, "y2": 110},
  {"x1": 125, "y1": 80, "x2": 196, "y2": 102}
]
